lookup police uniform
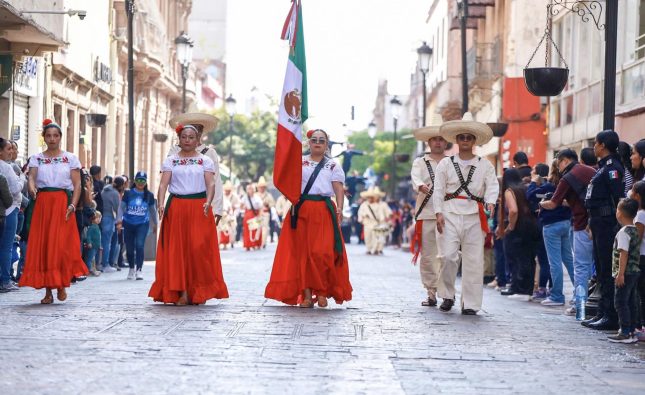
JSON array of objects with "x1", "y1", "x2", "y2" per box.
[{"x1": 584, "y1": 153, "x2": 624, "y2": 326}]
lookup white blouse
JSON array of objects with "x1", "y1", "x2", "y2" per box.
[
  {"x1": 301, "y1": 155, "x2": 345, "y2": 197},
  {"x1": 242, "y1": 194, "x2": 264, "y2": 212},
  {"x1": 161, "y1": 154, "x2": 215, "y2": 195},
  {"x1": 28, "y1": 151, "x2": 81, "y2": 190}
]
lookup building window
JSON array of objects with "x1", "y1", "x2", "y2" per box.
[
  {"x1": 66, "y1": 109, "x2": 75, "y2": 153},
  {"x1": 563, "y1": 95, "x2": 574, "y2": 125},
  {"x1": 551, "y1": 99, "x2": 561, "y2": 129},
  {"x1": 637, "y1": 0, "x2": 645, "y2": 59}
]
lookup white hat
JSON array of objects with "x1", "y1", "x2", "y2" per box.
[
  {"x1": 360, "y1": 186, "x2": 386, "y2": 199},
  {"x1": 412, "y1": 113, "x2": 444, "y2": 141},
  {"x1": 439, "y1": 112, "x2": 493, "y2": 146},
  {"x1": 169, "y1": 113, "x2": 219, "y2": 134},
  {"x1": 257, "y1": 176, "x2": 268, "y2": 187}
]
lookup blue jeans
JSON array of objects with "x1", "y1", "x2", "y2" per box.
[
  {"x1": 615, "y1": 273, "x2": 640, "y2": 335},
  {"x1": 543, "y1": 220, "x2": 575, "y2": 303},
  {"x1": 124, "y1": 222, "x2": 148, "y2": 270},
  {"x1": 573, "y1": 229, "x2": 594, "y2": 299},
  {"x1": 0, "y1": 210, "x2": 18, "y2": 285},
  {"x1": 83, "y1": 246, "x2": 100, "y2": 271},
  {"x1": 101, "y1": 216, "x2": 115, "y2": 268},
  {"x1": 493, "y1": 233, "x2": 507, "y2": 286},
  {"x1": 535, "y1": 227, "x2": 551, "y2": 289}
]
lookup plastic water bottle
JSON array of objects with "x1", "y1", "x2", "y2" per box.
[{"x1": 575, "y1": 285, "x2": 587, "y2": 321}]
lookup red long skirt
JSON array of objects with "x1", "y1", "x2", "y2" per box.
[
  {"x1": 218, "y1": 230, "x2": 230, "y2": 245},
  {"x1": 264, "y1": 200, "x2": 352, "y2": 305},
  {"x1": 19, "y1": 191, "x2": 88, "y2": 289},
  {"x1": 149, "y1": 197, "x2": 229, "y2": 304},
  {"x1": 242, "y1": 210, "x2": 262, "y2": 249}
]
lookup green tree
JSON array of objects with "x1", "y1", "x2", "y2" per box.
[
  {"x1": 346, "y1": 129, "x2": 416, "y2": 194},
  {"x1": 206, "y1": 109, "x2": 278, "y2": 182}
]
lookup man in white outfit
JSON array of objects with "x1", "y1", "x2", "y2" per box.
[
  {"x1": 433, "y1": 113, "x2": 499, "y2": 315},
  {"x1": 358, "y1": 187, "x2": 391, "y2": 255},
  {"x1": 410, "y1": 114, "x2": 448, "y2": 307},
  {"x1": 168, "y1": 113, "x2": 224, "y2": 224}
]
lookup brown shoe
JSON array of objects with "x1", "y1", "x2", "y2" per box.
[{"x1": 439, "y1": 298, "x2": 454, "y2": 312}]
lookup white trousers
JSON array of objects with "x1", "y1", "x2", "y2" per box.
[
  {"x1": 363, "y1": 225, "x2": 385, "y2": 254},
  {"x1": 438, "y1": 212, "x2": 485, "y2": 311},
  {"x1": 260, "y1": 213, "x2": 270, "y2": 247},
  {"x1": 419, "y1": 219, "x2": 443, "y2": 298}
]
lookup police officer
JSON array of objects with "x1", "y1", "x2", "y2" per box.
[{"x1": 582, "y1": 130, "x2": 625, "y2": 331}]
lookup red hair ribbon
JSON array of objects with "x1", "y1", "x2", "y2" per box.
[
  {"x1": 175, "y1": 124, "x2": 184, "y2": 134},
  {"x1": 306, "y1": 129, "x2": 315, "y2": 139},
  {"x1": 43, "y1": 119, "x2": 53, "y2": 127}
]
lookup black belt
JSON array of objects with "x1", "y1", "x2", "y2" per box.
[{"x1": 589, "y1": 206, "x2": 615, "y2": 218}]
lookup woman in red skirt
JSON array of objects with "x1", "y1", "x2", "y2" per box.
[
  {"x1": 19, "y1": 119, "x2": 88, "y2": 304},
  {"x1": 265, "y1": 129, "x2": 352, "y2": 308},
  {"x1": 242, "y1": 184, "x2": 263, "y2": 251},
  {"x1": 149, "y1": 120, "x2": 229, "y2": 305}
]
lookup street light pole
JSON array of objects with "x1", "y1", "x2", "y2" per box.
[
  {"x1": 459, "y1": 0, "x2": 469, "y2": 115},
  {"x1": 603, "y1": 0, "x2": 618, "y2": 131},
  {"x1": 389, "y1": 96, "x2": 402, "y2": 199},
  {"x1": 417, "y1": 41, "x2": 433, "y2": 154},
  {"x1": 175, "y1": 31, "x2": 194, "y2": 113},
  {"x1": 125, "y1": 0, "x2": 135, "y2": 182}
]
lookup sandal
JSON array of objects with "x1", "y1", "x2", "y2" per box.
[
  {"x1": 41, "y1": 295, "x2": 54, "y2": 304},
  {"x1": 298, "y1": 299, "x2": 314, "y2": 308},
  {"x1": 175, "y1": 293, "x2": 188, "y2": 306},
  {"x1": 421, "y1": 297, "x2": 437, "y2": 307},
  {"x1": 317, "y1": 296, "x2": 328, "y2": 308},
  {"x1": 56, "y1": 288, "x2": 67, "y2": 301}
]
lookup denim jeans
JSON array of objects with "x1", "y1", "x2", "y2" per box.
[
  {"x1": 615, "y1": 273, "x2": 640, "y2": 335},
  {"x1": 536, "y1": 232, "x2": 551, "y2": 289},
  {"x1": 542, "y1": 220, "x2": 575, "y2": 303},
  {"x1": 573, "y1": 229, "x2": 594, "y2": 299},
  {"x1": 124, "y1": 222, "x2": 148, "y2": 270},
  {"x1": 101, "y1": 216, "x2": 115, "y2": 268},
  {"x1": 0, "y1": 210, "x2": 18, "y2": 285},
  {"x1": 15, "y1": 239, "x2": 26, "y2": 281},
  {"x1": 83, "y1": 246, "x2": 100, "y2": 271},
  {"x1": 493, "y1": 232, "x2": 507, "y2": 286}
]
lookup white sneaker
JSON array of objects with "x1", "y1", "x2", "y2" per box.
[
  {"x1": 135, "y1": 269, "x2": 143, "y2": 280},
  {"x1": 564, "y1": 306, "x2": 576, "y2": 316},
  {"x1": 540, "y1": 297, "x2": 565, "y2": 306},
  {"x1": 127, "y1": 268, "x2": 135, "y2": 280},
  {"x1": 102, "y1": 265, "x2": 117, "y2": 273},
  {"x1": 507, "y1": 294, "x2": 531, "y2": 301}
]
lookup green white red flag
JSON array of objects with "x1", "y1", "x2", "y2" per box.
[{"x1": 274, "y1": 0, "x2": 308, "y2": 204}]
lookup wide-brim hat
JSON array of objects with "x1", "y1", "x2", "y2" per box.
[
  {"x1": 169, "y1": 113, "x2": 219, "y2": 134},
  {"x1": 257, "y1": 176, "x2": 268, "y2": 187},
  {"x1": 360, "y1": 186, "x2": 386, "y2": 199},
  {"x1": 223, "y1": 180, "x2": 233, "y2": 190},
  {"x1": 412, "y1": 113, "x2": 444, "y2": 142},
  {"x1": 439, "y1": 112, "x2": 493, "y2": 146}
]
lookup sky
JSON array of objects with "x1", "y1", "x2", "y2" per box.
[{"x1": 225, "y1": 0, "x2": 430, "y2": 141}]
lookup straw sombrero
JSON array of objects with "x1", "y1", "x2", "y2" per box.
[
  {"x1": 257, "y1": 176, "x2": 268, "y2": 187},
  {"x1": 360, "y1": 186, "x2": 386, "y2": 199},
  {"x1": 223, "y1": 180, "x2": 233, "y2": 191},
  {"x1": 439, "y1": 112, "x2": 493, "y2": 146},
  {"x1": 169, "y1": 113, "x2": 219, "y2": 134},
  {"x1": 412, "y1": 113, "x2": 444, "y2": 141}
]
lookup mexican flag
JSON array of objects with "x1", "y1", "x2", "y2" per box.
[{"x1": 274, "y1": 0, "x2": 307, "y2": 204}]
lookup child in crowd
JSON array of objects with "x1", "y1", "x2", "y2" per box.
[
  {"x1": 83, "y1": 211, "x2": 102, "y2": 277},
  {"x1": 630, "y1": 181, "x2": 645, "y2": 341},
  {"x1": 608, "y1": 198, "x2": 641, "y2": 344}
]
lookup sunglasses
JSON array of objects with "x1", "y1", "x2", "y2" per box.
[
  {"x1": 309, "y1": 138, "x2": 327, "y2": 144},
  {"x1": 456, "y1": 134, "x2": 475, "y2": 142},
  {"x1": 134, "y1": 178, "x2": 147, "y2": 183}
]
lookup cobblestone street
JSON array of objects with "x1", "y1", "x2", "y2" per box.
[{"x1": 1, "y1": 242, "x2": 645, "y2": 394}]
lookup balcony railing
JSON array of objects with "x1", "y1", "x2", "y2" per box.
[{"x1": 467, "y1": 38, "x2": 502, "y2": 86}]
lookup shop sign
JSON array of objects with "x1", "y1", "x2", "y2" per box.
[{"x1": 15, "y1": 57, "x2": 38, "y2": 96}]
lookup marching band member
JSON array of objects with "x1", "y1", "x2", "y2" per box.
[
  {"x1": 149, "y1": 123, "x2": 228, "y2": 305},
  {"x1": 19, "y1": 119, "x2": 88, "y2": 303},
  {"x1": 410, "y1": 114, "x2": 448, "y2": 307},
  {"x1": 358, "y1": 187, "x2": 391, "y2": 255},
  {"x1": 265, "y1": 129, "x2": 352, "y2": 308},
  {"x1": 242, "y1": 184, "x2": 263, "y2": 251},
  {"x1": 433, "y1": 113, "x2": 499, "y2": 315}
]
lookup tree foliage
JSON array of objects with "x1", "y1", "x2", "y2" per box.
[
  {"x1": 346, "y1": 129, "x2": 417, "y2": 192},
  {"x1": 206, "y1": 109, "x2": 278, "y2": 182}
]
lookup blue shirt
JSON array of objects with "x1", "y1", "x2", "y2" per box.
[
  {"x1": 527, "y1": 181, "x2": 572, "y2": 226},
  {"x1": 118, "y1": 189, "x2": 157, "y2": 226}
]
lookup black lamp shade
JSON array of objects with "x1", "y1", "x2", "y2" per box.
[
  {"x1": 487, "y1": 122, "x2": 508, "y2": 137},
  {"x1": 523, "y1": 67, "x2": 569, "y2": 97}
]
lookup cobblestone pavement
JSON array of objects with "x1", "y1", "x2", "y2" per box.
[{"x1": 1, "y1": 242, "x2": 645, "y2": 395}]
